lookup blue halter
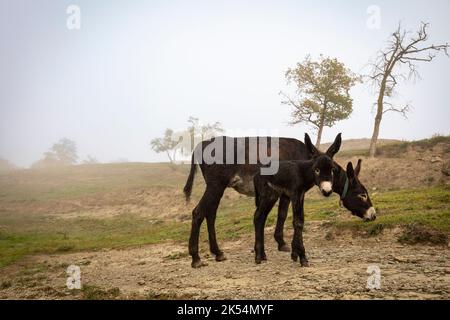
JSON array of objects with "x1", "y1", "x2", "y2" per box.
[{"x1": 341, "y1": 176, "x2": 349, "y2": 200}]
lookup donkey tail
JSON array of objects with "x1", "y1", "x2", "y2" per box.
[{"x1": 183, "y1": 152, "x2": 197, "y2": 203}]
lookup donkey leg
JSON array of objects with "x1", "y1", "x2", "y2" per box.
[
  {"x1": 254, "y1": 196, "x2": 278, "y2": 264},
  {"x1": 189, "y1": 204, "x2": 206, "y2": 268},
  {"x1": 205, "y1": 186, "x2": 227, "y2": 262},
  {"x1": 274, "y1": 194, "x2": 290, "y2": 252},
  {"x1": 291, "y1": 192, "x2": 309, "y2": 267},
  {"x1": 206, "y1": 211, "x2": 226, "y2": 262},
  {"x1": 189, "y1": 185, "x2": 224, "y2": 268}
]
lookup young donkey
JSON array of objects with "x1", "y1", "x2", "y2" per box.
[
  {"x1": 253, "y1": 145, "x2": 336, "y2": 266},
  {"x1": 184, "y1": 133, "x2": 375, "y2": 268}
]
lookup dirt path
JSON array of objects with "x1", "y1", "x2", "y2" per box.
[{"x1": 1, "y1": 222, "x2": 449, "y2": 300}]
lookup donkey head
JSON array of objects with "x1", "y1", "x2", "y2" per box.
[
  {"x1": 305, "y1": 133, "x2": 342, "y2": 197},
  {"x1": 341, "y1": 160, "x2": 376, "y2": 221},
  {"x1": 311, "y1": 154, "x2": 335, "y2": 197}
]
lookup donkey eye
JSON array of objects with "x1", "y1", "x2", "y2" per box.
[
  {"x1": 358, "y1": 194, "x2": 368, "y2": 200},
  {"x1": 315, "y1": 168, "x2": 320, "y2": 175}
]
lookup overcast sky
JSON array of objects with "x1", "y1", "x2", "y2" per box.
[{"x1": 1, "y1": 0, "x2": 449, "y2": 167}]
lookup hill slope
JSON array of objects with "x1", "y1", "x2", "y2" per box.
[{"x1": 0, "y1": 136, "x2": 449, "y2": 300}]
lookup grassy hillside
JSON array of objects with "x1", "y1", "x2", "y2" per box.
[
  {"x1": 0, "y1": 136, "x2": 449, "y2": 268},
  {"x1": 330, "y1": 135, "x2": 450, "y2": 158},
  {"x1": 320, "y1": 138, "x2": 401, "y2": 152},
  {"x1": 376, "y1": 135, "x2": 450, "y2": 157},
  {"x1": 1, "y1": 160, "x2": 449, "y2": 268}
]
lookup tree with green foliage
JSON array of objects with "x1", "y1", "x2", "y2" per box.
[
  {"x1": 32, "y1": 138, "x2": 78, "y2": 168},
  {"x1": 281, "y1": 56, "x2": 360, "y2": 147},
  {"x1": 150, "y1": 129, "x2": 180, "y2": 163}
]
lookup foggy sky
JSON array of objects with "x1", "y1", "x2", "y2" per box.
[{"x1": 1, "y1": 0, "x2": 449, "y2": 167}]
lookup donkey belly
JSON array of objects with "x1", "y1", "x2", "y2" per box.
[{"x1": 228, "y1": 174, "x2": 256, "y2": 197}]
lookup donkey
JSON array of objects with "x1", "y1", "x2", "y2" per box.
[
  {"x1": 273, "y1": 136, "x2": 376, "y2": 253},
  {"x1": 253, "y1": 152, "x2": 336, "y2": 266},
  {"x1": 184, "y1": 133, "x2": 375, "y2": 268}
]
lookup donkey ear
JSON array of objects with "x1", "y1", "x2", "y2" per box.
[
  {"x1": 304, "y1": 133, "x2": 319, "y2": 156},
  {"x1": 354, "y1": 159, "x2": 362, "y2": 177},
  {"x1": 326, "y1": 133, "x2": 342, "y2": 158},
  {"x1": 346, "y1": 161, "x2": 356, "y2": 181}
]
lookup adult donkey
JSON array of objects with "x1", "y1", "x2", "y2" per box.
[{"x1": 184, "y1": 133, "x2": 376, "y2": 268}]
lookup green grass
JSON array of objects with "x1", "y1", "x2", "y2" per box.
[
  {"x1": 329, "y1": 186, "x2": 450, "y2": 235},
  {"x1": 1, "y1": 185, "x2": 448, "y2": 268},
  {"x1": 336, "y1": 149, "x2": 370, "y2": 158},
  {"x1": 81, "y1": 285, "x2": 121, "y2": 300}
]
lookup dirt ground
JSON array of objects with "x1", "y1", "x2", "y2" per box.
[{"x1": 1, "y1": 222, "x2": 448, "y2": 300}]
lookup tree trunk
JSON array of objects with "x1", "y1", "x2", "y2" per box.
[
  {"x1": 166, "y1": 151, "x2": 173, "y2": 163},
  {"x1": 315, "y1": 124, "x2": 324, "y2": 148},
  {"x1": 369, "y1": 79, "x2": 386, "y2": 158},
  {"x1": 190, "y1": 129, "x2": 195, "y2": 153},
  {"x1": 369, "y1": 111, "x2": 382, "y2": 158},
  {"x1": 315, "y1": 108, "x2": 326, "y2": 148}
]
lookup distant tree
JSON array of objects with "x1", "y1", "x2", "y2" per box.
[
  {"x1": 281, "y1": 55, "x2": 360, "y2": 147},
  {"x1": 0, "y1": 158, "x2": 16, "y2": 173},
  {"x1": 367, "y1": 22, "x2": 449, "y2": 157},
  {"x1": 83, "y1": 155, "x2": 99, "y2": 164},
  {"x1": 151, "y1": 129, "x2": 180, "y2": 163},
  {"x1": 32, "y1": 138, "x2": 78, "y2": 168},
  {"x1": 150, "y1": 119, "x2": 224, "y2": 163},
  {"x1": 186, "y1": 116, "x2": 224, "y2": 152}
]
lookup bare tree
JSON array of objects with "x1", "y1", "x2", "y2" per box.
[
  {"x1": 186, "y1": 117, "x2": 224, "y2": 151},
  {"x1": 367, "y1": 22, "x2": 449, "y2": 157}
]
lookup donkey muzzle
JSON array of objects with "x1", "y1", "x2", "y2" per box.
[
  {"x1": 319, "y1": 181, "x2": 333, "y2": 197},
  {"x1": 363, "y1": 207, "x2": 377, "y2": 221}
]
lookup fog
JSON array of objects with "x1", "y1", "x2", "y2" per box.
[{"x1": 1, "y1": 0, "x2": 449, "y2": 167}]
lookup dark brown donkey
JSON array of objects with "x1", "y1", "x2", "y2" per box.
[
  {"x1": 184, "y1": 133, "x2": 376, "y2": 268},
  {"x1": 253, "y1": 152, "x2": 337, "y2": 266}
]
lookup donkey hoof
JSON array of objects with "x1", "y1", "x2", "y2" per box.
[
  {"x1": 291, "y1": 253, "x2": 298, "y2": 262},
  {"x1": 215, "y1": 253, "x2": 227, "y2": 262},
  {"x1": 255, "y1": 255, "x2": 266, "y2": 264},
  {"x1": 191, "y1": 259, "x2": 208, "y2": 268},
  {"x1": 278, "y1": 244, "x2": 290, "y2": 252},
  {"x1": 300, "y1": 258, "x2": 309, "y2": 267}
]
